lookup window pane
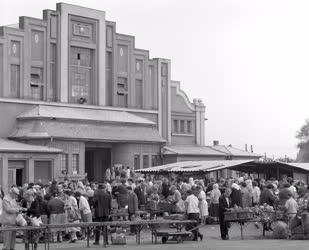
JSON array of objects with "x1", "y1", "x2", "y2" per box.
[
  {"x1": 61, "y1": 154, "x2": 68, "y2": 173},
  {"x1": 187, "y1": 120, "x2": 192, "y2": 134},
  {"x1": 10, "y1": 65, "x2": 20, "y2": 98},
  {"x1": 143, "y1": 155, "x2": 149, "y2": 168},
  {"x1": 134, "y1": 154, "x2": 140, "y2": 170},
  {"x1": 180, "y1": 120, "x2": 185, "y2": 133},
  {"x1": 173, "y1": 120, "x2": 178, "y2": 133},
  {"x1": 72, "y1": 154, "x2": 79, "y2": 174}
]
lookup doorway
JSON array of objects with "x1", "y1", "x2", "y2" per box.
[
  {"x1": 8, "y1": 160, "x2": 26, "y2": 187},
  {"x1": 85, "y1": 148, "x2": 111, "y2": 182}
]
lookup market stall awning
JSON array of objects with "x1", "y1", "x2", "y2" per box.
[
  {"x1": 134, "y1": 159, "x2": 255, "y2": 174},
  {"x1": 0, "y1": 138, "x2": 62, "y2": 153}
]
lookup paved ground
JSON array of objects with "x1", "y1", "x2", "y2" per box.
[{"x1": 1, "y1": 223, "x2": 309, "y2": 250}]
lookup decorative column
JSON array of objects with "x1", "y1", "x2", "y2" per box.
[{"x1": 194, "y1": 98, "x2": 206, "y2": 145}]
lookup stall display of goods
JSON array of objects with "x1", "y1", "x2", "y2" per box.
[
  {"x1": 224, "y1": 207, "x2": 254, "y2": 222},
  {"x1": 111, "y1": 227, "x2": 127, "y2": 245},
  {"x1": 163, "y1": 214, "x2": 187, "y2": 221}
]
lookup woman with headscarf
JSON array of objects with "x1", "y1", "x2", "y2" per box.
[
  {"x1": 209, "y1": 183, "x2": 221, "y2": 222},
  {"x1": 230, "y1": 183, "x2": 242, "y2": 208},
  {"x1": 0, "y1": 186, "x2": 24, "y2": 250}
]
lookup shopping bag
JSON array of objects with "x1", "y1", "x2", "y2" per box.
[
  {"x1": 16, "y1": 213, "x2": 27, "y2": 226},
  {"x1": 30, "y1": 216, "x2": 43, "y2": 227}
]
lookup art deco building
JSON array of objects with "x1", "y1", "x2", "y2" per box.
[{"x1": 0, "y1": 3, "x2": 258, "y2": 191}]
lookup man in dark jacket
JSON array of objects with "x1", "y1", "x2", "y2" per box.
[
  {"x1": 93, "y1": 184, "x2": 111, "y2": 245},
  {"x1": 218, "y1": 188, "x2": 232, "y2": 240},
  {"x1": 134, "y1": 179, "x2": 146, "y2": 209},
  {"x1": 127, "y1": 186, "x2": 139, "y2": 234},
  {"x1": 260, "y1": 184, "x2": 276, "y2": 206}
]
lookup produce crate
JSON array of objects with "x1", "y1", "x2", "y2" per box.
[
  {"x1": 158, "y1": 201, "x2": 174, "y2": 212},
  {"x1": 111, "y1": 234, "x2": 126, "y2": 245},
  {"x1": 224, "y1": 211, "x2": 254, "y2": 221},
  {"x1": 224, "y1": 212, "x2": 238, "y2": 221}
]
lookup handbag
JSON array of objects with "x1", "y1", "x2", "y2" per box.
[
  {"x1": 30, "y1": 216, "x2": 43, "y2": 227},
  {"x1": 16, "y1": 213, "x2": 27, "y2": 226},
  {"x1": 68, "y1": 208, "x2": 81, "y2": 222}
]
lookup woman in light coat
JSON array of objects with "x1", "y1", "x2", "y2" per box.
[
  {"x1": 0, "y1": 186, "x2": 23, "y2": 250},
  {"x1": 197, "y1": 185, "x2": 208, "y2": 224}
]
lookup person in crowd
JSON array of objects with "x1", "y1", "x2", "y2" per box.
[
  {"x1": 161, "y1": 178, "x2": 170, "y2": 199},
  {"x1": 76, "y1": 191, "x2": 92, "y2": 239},
  {"x1": 134, "y1": 178, "x2": 147, "y2": 210},
  {"x1": 116, "y1": 179, "x2": 128, "y2": 208},
  {"x1": 0, "y1": 186, "x2": 24, "y2": 250},
  {"x1": 285, "y1": 191, "x2": 298, "y2": 222},
  {"x1": 93, "y1": 184, "x2": 111, "y2": 245},
  {"x1": 48, "y1": 192, "x2": 66, "y2": 243},
  {"x1": 209, "y1": 183, "x2": 221, "y2": 222},
  {"x1": 127, "y1": 178, "x2": 136, "y2": 190},
  {"x1": 260, "y1": 183, "x2": 276, "y2": 206},
  {"x1": 252, "y1": 181, "x2": 261, "y2": 206},
  {"x1": 170, "y1": 185, "x2": 185, "y2": 213},
  {"x1": 218, "y1": 188, "x2": 232, "y2": 240},
  {"x1": 230, "y1": 183, "x2": 241, "y2": 207},
  {"x1": 64, "y1": 190, "x2": 80, "y2": 243},
  {"x1": 240, "y1": 182, "x2": 252, "y2": 208},
  {"x1": 26, "y1": 192, "x2": 44, "y2": 250},
  {"x1": 127, "y1": 186, "x2": 138, "y2": 234},
  {"x1": 185, "y1": 189, "x2": 203, "y2": 241},
  {"x1": 196, "y1": 185, "x2": 208, "y2": 224}
]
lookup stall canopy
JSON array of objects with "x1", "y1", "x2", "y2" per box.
[
  {"x1": 134, "y1": 159, "x2": 254, "y2": 174},
  {"x1": 135, "y1": 160, "x2": 309, "y2": 184}
]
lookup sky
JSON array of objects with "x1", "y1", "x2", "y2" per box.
[{"x1": 1, "y1": 0, "x2": 308, "y2": 159}]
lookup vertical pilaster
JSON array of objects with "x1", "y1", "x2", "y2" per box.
[{"x1": 28, "y1": 158, "x2": 34, "y2": 183}]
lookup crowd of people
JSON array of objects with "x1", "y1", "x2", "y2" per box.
[{"x1": 1, "y1": 166, "x2": 309, "y2": 249}]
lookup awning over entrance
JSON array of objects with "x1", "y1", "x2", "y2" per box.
[
  {"x1": 10, "y1": 105, "x2": 165, "y2": 143},
  {"x1": 0, "y1": 138, "x2": 62, "y2": 153}
]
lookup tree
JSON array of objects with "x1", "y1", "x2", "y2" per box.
[{"x1": 296, "y1": 119, "x2": 309, "y2": 148}]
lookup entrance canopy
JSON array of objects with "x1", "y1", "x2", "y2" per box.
[{"x1": 9, "y1": 105, "x2": 165, "y2": 143}]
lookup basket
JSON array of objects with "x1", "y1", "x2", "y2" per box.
[{"x1": 224, "y1": 211, "x2": 254, "y2": 221}]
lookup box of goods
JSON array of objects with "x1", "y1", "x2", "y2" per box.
[
  {"x1": 112, "y1": 208, "x2": 128, "y2": 214},
  {"x1": 224, "y1": 212, "x2": 238, "y2": 221},
  {"x1": 158, "y1": 201, "x2": 173, "y2": 212},
  {"x1": 111, "y1": 234, "x2": 126, "y2": 245},
  {"x1": 237, "y1": 211, "x2": 254, "y2": 220},
  {"x1": 146, "y1": 200, "x2": 158, "y2": 211}
]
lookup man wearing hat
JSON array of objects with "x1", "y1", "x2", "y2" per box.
[
  {"x1": 0, "y1": 186, "x2": 24, "y2": 250},
  {"x1": 93, "y1": 184, "x2": 111, "y2": 245}
]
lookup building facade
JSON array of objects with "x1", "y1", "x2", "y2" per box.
[{"x1": 0, "y1": 3, "x2": 209, "y2": 190}]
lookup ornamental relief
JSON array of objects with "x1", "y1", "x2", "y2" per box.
[{"x1": 72, "y1": 23, "x2": 92, "y2": 38}]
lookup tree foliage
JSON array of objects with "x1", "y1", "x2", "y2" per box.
[{"x1": 296, "y1": 119, "x2": 309, "y2": 148}]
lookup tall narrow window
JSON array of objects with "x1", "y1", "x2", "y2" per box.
[
  {"x1": 173, "y1": 120, "x2": 178, "y2": 133},
  {"x1": 135, "y1": 79, "x2": 143, "y2": 109},
  {"x1": 117, "y1": 77, "x2": 128, "y2": 107},
  {"x1": 143, "y1": 155, "x2": 149, "y2": 169},
  {"x1": 134, "y1": 154, "x2": 140, "y2": 170},
  {"x1": 72, "y1": 154, "x2": 79, "y2": 174},
  {"x1": 30, "y1": 67, "x2": 43, "y2": 100},
  {"x1": 180, "y1": 120, "x2": 185, "y2": 133},
  {"x1": 10, "y1": 65, "x2": 20, "y2": 98},
  {"x1": 187, "y1": 120, "x2": 192, "y2": 134},
  {"x1": 60, "y1": 154, "x2": 68, "y2": 174},
  {"x1": 49, "y1": 43, "x2": 57, "y2": 101}
]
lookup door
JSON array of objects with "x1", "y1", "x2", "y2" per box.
[
  {"x1": 8, "y1": 160, "x2": 26, "y2": 187},
  {"x1": 85, "y1": 149, "x2": 111, "y2": 182},
  {"x1": 69, "y1": 47, "x2": 93, "y2": 104}
]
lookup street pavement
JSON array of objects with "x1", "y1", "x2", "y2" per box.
[{"x1": 2, "y1": 223, "x2": 309, "y2": 250}]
